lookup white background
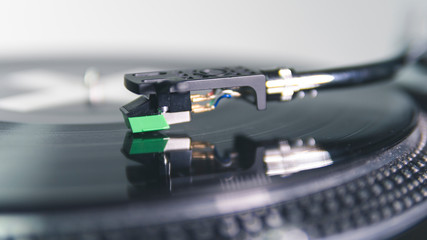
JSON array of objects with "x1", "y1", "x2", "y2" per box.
[{"x1": 0, "y1": 0, "x2": 426, "y2": 67}]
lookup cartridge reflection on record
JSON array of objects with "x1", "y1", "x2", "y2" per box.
[{"x1": 121, "y1": 132, "x2": 333, "y2": 197}]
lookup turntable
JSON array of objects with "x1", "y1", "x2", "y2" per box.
[{"x1": 0, "y1": 53, "x2": 425, "y2": 240}]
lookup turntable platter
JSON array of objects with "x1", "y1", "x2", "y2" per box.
[{"x1": 0, "y1": 59, "x2": 425, "y2": 240}]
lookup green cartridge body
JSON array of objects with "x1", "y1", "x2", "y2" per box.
[{"x1": 125, "y1": 114, "x2": 170, "y2": 133}]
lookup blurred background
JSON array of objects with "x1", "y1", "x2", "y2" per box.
[{"x1": 0, "y1": 0, "x2": 426, "y2": 68}]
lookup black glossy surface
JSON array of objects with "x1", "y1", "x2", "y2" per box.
[
  {"x1": 0, "y1": 60, "x2": 426, "y2": 240},
  {"x1": 0, "y1": 60, "x2": 418, "y2": 210}
]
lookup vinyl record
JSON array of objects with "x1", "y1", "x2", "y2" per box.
[{"x1": 0, "y1": 59, "x2": 426, "y2": 240}]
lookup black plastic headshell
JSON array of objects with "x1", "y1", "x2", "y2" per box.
[{"x1": 124, "y1": 66, "x2": 267, "y2": 110}]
